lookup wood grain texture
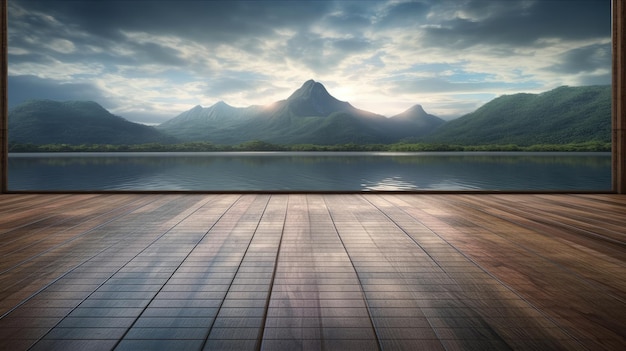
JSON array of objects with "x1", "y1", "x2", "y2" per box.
[{"x1": 0, "y1": 194, "x2": 623, "y2": 350}]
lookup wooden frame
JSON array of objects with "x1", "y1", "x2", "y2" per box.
[
  {"x1": 614, "y1": 0, "x2": 626, "y2": 194},
  {"x1": 0, "y1": 0, "x2": 624, "y2": 194},
  {"x1": 1, "y1": 0, "x2": 7, "y2": 193}
]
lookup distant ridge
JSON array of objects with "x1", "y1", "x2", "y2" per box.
[
  {"x1": 157, "y1": 79, "x2": 445, "y2": 145},
  {"x1": 7, "y1": 82, "x2": 611, "y2": 147},
  {"x1": 425, "y1": 85, "x2": 611, "y2": 145},
  {"x1": 8, "y1": 100, "x2": 175, "y2": 145}
]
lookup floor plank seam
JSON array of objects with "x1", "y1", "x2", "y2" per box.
[
  {"x1": 110, "y1": 195, "x2": 241, "y2": 350},
  {"x1": 491, "y1": 195, "x2": 626, "y2": 249},
  {"x1": 0, "y1": 194, "x2": 623, "y2": 351},
  {"x1": 323, "y1": 195, "x2": 384, "y2": 351},
  {"x1": 254, "y1": 194, "x2": 287, "y2": 351},
  {"x1": 194, "y1": 194, "x2": 272, "y2": 350},
  {"x1": 363, "y1": 194, "x2": 519, "y2": 350},
  {"x1": 392, "y1": 194, "x2": 616, "y2": 347},
  {"x1": 0, "y1": 240, "x2": 119, "y2": 322},
  {"x1": 452, "y1": 195, "x2": 626, "y2": 302},
  {"x1": 0, "y1": 195, "x2": 164, "y2": 276},
  {"x1": 31, "y1": 195, "x2": 227, "y2": 350}
]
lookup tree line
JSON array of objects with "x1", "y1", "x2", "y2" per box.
[{"x1": 8, "y1": 140, "x2": 611, "y2": 153}]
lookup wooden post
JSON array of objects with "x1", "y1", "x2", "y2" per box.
[
  {"x1": 614, "y1": 0, "x2": 626, "y2": 194},
  {"x1": 1, "y1": 0, "x2": 7, "y2": 194}
]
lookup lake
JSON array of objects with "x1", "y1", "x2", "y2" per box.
[{"x1": 7, "y1": 152, "x2": 611, "y2": 191}]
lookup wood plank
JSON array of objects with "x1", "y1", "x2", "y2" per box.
[
  {"x1": 363, "y1": 195, "x2": 584, "y2": 350},
  {"x1": 382, "y1": 194, "x2": 625, "y2": 350},
  {"x1": 262, "y1": 195, "x2": 381, "y2": 350},
  {"x1": 0, "y1": 194, "x2": 623, "y2": 350},
  {"x1": 0, "y1": 195, "x2": 159, "y2": 266}
]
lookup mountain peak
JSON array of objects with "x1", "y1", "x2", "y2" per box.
[
  {"x1": 302, "y1": 79, "x2": 317, "y2": 87},
  {"x1": 393, "y1": 104, "x2": 428, "y2": 119},
  {"x1": 288, "y1": 79, "x2": 329, "y2": 101},
  {"x1": 408, "y1": 104, "x2": 425, "y2": 113},
  {"x1": 402, "y1": 104, "x2": 431, "y2": 118},
  {"x1": 391, "y1": 104, "x2": 445, "y2": 133},
  {"x1": 284, "y1": 80, "x2": 352, "y2": 116}
]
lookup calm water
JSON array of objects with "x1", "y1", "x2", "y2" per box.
[{"x1": 7, "y1": 152, "x2": 611, "y2": 191}]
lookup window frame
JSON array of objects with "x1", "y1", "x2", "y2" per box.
[{"x1": 0, "y1": 0, "x2": 624, "y2": 194}]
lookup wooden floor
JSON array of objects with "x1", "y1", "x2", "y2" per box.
[{"x1": 0, "y1": 194, "x2": 624, "y2": 350}]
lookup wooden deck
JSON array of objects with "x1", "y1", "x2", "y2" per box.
[{"x1": 0, "y1": 194, "x2": 624, "y2": 350}]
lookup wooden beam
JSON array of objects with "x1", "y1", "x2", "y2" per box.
[
  {"x1": 614, "y1": 0, "x2": 626, "y2": 194},
  {"x1": 1, "y1": 0, "x2": 7, "y2": 193}
]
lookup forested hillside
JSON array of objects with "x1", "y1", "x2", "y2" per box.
[
  {"x1": 424, "y1": 85, "x2": 610, "y2": 146},
  {"x1": 8, "y1": 84, "x2": 611, "y2": 150},
  {"x1": 9, "y1": 100, "x2": 175, "y2": 145}
]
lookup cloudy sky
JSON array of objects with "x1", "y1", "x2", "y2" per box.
[{"x1": 8, "y1": 0, "x2": 611, "y2": 124}]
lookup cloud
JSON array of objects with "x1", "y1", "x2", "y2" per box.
[
  {"x1": 201, "y1": 76, "x2": 277, "y2": 102},
  {"x1": 388, "y1": 77, "x2": 541, "y2": 95},
  {"x1": 421, "y1": 0, "x2": 611, "y2": 49},
  {"x1": 127, "y1": 40, "x2": 187, "y2": 67},
  {"x1": 8, "y1": 75, "x2": 111, "y2": 108},
  {"x1": 547, "y1": 43, "x2": 611, "y2": 74},
  {"x1": 376, "y1": 0, "x2": 431, "y2": 27},
  {"x1": 12, "y1": 1, "x2": 335, "y2": 45},
  {"x1": 7, "y1": 0, "x2": 612, "y2": 123}
]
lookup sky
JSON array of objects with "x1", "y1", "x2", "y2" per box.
[{"x1": 7, "y1": 0, "x2": 612, "y2": 124}]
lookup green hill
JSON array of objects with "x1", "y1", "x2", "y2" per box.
[
  {"x1": 9, "y1": 100, "x2": 176, "y2": 145},
  {"x1": 425, "y1": 85, "x2": 611, "y2": 146}
]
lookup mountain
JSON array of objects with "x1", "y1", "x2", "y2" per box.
[
  {"x1": 387, "y1": 104, "x2": 446, "y2": 137},
  {"x1": 157, "y1": 80, "x2": 445, "y2": 144},
  {"x1": 8, "y1": 100, "x2": 175, "y2": 145},
  {"x1": 282, "y1": 79, "x2": 354, "y2": 116},
  {"x1": 424, "y1": 85, "x2": 611, "y2": 145},
  {"x1": 8, "y1": 82, "x2": 609, "y2": 148},
  {"x1": 157, "y1": 101, "x2": 262, "y2": 143}
]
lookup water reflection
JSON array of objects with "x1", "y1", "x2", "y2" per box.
[
  {"x1": 8, "y1": 152, "x2": 611, "y2": 191},
  {"x1": 362, "y1": 177, "x2": 421, "y2": 191}
]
